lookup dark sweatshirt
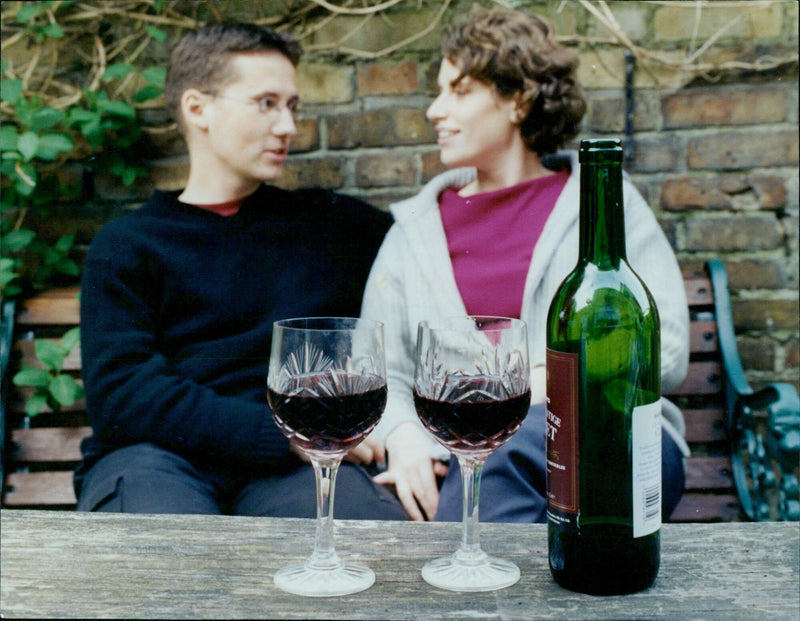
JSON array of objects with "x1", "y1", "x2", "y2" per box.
[{"x1": 77, "y1": 185, "x2": 392, "y2": 480}]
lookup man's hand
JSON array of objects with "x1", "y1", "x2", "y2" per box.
[{"x1": 373, "y1": 421, "x2": 448, "y2": 521}]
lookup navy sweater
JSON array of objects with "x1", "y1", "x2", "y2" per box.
[{"x1": 78, "y1": 185, "x2": 392, "y2": 477}]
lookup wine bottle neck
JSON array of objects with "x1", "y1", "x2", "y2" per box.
[{"x1": 578, "y1": 159, "x2": 627, "y2": 268}]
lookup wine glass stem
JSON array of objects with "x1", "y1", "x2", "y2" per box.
[
  {"x1": 308, "y1": 456, "x2": 343, "y2": 570},
  {"x1": 458, "y1": 455, "x2": 487, "y2": 560}
]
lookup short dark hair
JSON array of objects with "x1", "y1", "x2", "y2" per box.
[
  {"x1": 441, "y1": 6, "x2": 586, "y2": 155},
  {"x1": 164, "y1": 22, "x2": 302, "y2": 131}
]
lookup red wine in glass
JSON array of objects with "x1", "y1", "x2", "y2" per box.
[
  {"x1": 268, "y1": 371, "x2": 386, "y2": 455},
  {"x1": 413, "y1": 377, "x2": 529, "y2": 455}
]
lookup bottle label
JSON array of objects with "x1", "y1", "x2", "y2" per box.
[
  {"x1": 632, "y1": 400, "x2": 661, "y2": 537},
  {"x1": 546, "y1": 349, "x2": 579, "y2": 527}
]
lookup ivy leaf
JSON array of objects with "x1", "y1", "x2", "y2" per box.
[
  {"x1": 98, "y1": 99, "x2": 136, "y2": 119},
  {"x1": 17, "y1": 131, "x2": 39, "y2": 161},
  {"x1": 42, "y1": 23, "x2": 64, "y2": 39},
  {"x1": 36, "y1": 133, "x2": 74, "y2": 160},
  {"x1": 1, "y1": 229, "x2": 36, "y2": 252},
  {"x1": 141, "y1": 67, "x2": 166, "y2": 86},
  {"x1": 146, "y1": 26, "x2": 167, "y2": 42},
  {"x1": 0, "y1": 125, "x2": 19, "y2": 151},
  {"x1": 1, "y1": 79, "x2": 23, "y2": 105},
  {"x1": 54, "y1": 234, "x2": 75, "y2": 253},
  {"x1": 61, "y1": 327, "x2": 81, "y2": 352},
  {"x1": 13, "y1": 367, "x2": 51, "y2": 388},
  {"x1": 133, "y1": 85, "x2": 162, "y2": 103},
  {"x1": 31, "y1": 106, "x2": 65, "y2": 130},
  {"x1": 102, "y1": 63, "x2": 134, "y2": 82},
  {"x1": 16, "y1": 4, "x2": 44, "y2": 22},
  {"x1": 35, "y1": 339, "x2": 64, "y2": 372},
  {"x1": 49, "y1": 374, "x2": 82, "y2": 406},
  {"x1": 24, "y1": 393, "x2": 48, "y2": 417}
]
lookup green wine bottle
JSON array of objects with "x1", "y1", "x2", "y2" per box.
[{"x1": 546, "y1": 139, "x2": 661, "y2": 595}]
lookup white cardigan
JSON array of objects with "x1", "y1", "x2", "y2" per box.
[{"x1": 362, "y1": 151, "x2": 690, "y2": 456}]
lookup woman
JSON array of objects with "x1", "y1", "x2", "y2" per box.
[{"x1": 362, "y1": 6, "x2": 689, "y2": 522}]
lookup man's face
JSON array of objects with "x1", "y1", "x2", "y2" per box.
[{"x1": 201, "y1": 51, "x2": 298, "y2": 187}]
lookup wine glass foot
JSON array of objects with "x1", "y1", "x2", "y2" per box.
[
  {"x1": 421, "y1": 553, "x2": 520, "y2": 592},
  {"x1": 274, "y1": 561, "x2": 375, "y2": 597}
]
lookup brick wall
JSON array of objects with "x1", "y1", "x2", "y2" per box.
[{"x1": 39, "y1": 1, "x2": 800, "y2": 390}]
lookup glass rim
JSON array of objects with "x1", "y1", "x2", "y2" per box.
[
  {"x1": 418, "y1": 316, "x2": 527, "y2": 331},
  {"x1": 273, "y1": 316, "x2": 384, "y2": 331}
]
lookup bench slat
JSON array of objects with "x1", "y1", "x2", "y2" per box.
[
  {"x1": 670, "y1": 493, "x2": 741, "y2": 522},
  {"x1": 10, "y1": 427, "x2": 92, "y2": 462},
  {"x1": 683, "y1": 408, "x2": 726, "y2": 444},
  {"x1": 667, "y1": 361, "x2": 722, "y2": 397},
  {"x1": 3, "y1": 471, "x2": 78, "y2": 506},
  {"x1": 15, "y1": 288, "x2": 80, "y2": 326},
  {"x1": 683, "y1": 273, "x2": 714, "y2": 306},
  {"x1": 684, "y1": 456, "x2": 733, "y2": 491},
  {"x1": 689, "y1": 321, "x2": 718, "y2": 354},
  {"x1": 15, "y1": 339, "x2": 82, "y2": 372}
]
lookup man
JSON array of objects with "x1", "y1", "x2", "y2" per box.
[{"x1": 75, "y1": 22, "x2": 405, "y2": 519}]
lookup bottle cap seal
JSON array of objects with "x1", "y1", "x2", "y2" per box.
[{"x1": 579, "y1": 139, "x2": 623, "y2": 163}]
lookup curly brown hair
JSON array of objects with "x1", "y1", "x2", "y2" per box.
[
  {"x1": 164, "y1": 22, "x2": 302, "y2": 133},
  {"x1": 441, "y1": 6, "x2": 586, "y2": 155}
]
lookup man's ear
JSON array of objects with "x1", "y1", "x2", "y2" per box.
[
  {"x1": 181, "y1": 88, "x2": 210, "y2": 131},
  {"x1": 511, "y1": 94, "x2": 529, "y2": 125}
]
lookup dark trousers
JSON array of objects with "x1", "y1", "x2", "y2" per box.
[
  {"x1": 76, "y1": 443, "x2": 408, "y2": 520},
  {"x1": 434, "y1": 403, "x2": 686, "y2": 523}
]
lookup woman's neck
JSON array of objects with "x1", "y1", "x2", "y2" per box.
[{"x1": 460, "y1": 148, "x2": 549, "y2": 197}]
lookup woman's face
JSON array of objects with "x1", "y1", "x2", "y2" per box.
[{"x1": 426, "y1": 58, "x2": 520, "y2": 171}]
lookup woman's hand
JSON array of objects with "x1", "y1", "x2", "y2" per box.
[
  {"x1": 373, "y1": 422, "x2": 448, "y2": 521},
  {"x1": 343, "y1": 433, "x2": 384, "y2": 466}
]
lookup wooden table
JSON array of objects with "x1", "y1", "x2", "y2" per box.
[{"x1": 1, "y1": 510, "x2": 798, "y2": 619}]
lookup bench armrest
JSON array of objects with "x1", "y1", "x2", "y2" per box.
[{"x1": 708, "y1": 260, "x2": 800, "y2": 521}]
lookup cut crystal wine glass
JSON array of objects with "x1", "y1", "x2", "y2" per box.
[
  {"x1": 413, "y1": 316, "x2": 530, "y2": 592},
  {"x1": 267, "y1": 317, "x2": 386, "y2": 597}
]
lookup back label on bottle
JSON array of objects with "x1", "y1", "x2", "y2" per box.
[
  {"x1": 546, "y1": 349, "x2": 579, "y2": 527},
  {"x1": 632, "y1": 400, "x2": 661, "y2": 537}
]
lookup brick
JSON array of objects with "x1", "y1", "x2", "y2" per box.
[
  {"x1": 726, "y1": 258, "x2": 788, "y2": 290},
  {"x1": 296, "y1": 64, "x2": 354, "y2": 104},
  {"x1": 357, "y1": 60, "x2": 418, "y2": 95},
  {"x1": 687, "y1": 129, "x2": 799, "y2": 170},
  {"x1": 307, "y1": 9, "x2": 443, "y2": 54},
  {"x1": 732, "y1": 298, "x2": 800, "y2": 331},
  {"x1": 276, "y1": 157, "x2": 346, "y2": 190},
  {"x1": 737, "y1": 336, "x2": 777, "y2": 371},
  {"x1": 585, "y1": 92, "x2": 660, "y2": 133},
  {"x1": 290, "y1": 119, "x2": 320, "y2": 154},
  {"x1": 628, "y1": 136, "x2": 680, "y2": 173},
  {"x1": 421, "y1": 149, "x2": 447, "y2": 183},
  {"x1": 576, "y1": 48, "x2": 626, "y2": 89},
  {"x1": 663, "y1": 87, "x2": 787, "y2": 128},
  {"x1": 328, "y1": 107, "x2": 436, "y2": 149},
  {"x1": 653, "y1": 3, "x2": 783, "y2": 42},
  {"x1": 685, "y1": 214, "x2": 782, "y2": 251},
  {"x1": 355, "y1": 152, "x2": 415, "y2": 187},
  {"x1": 785, "y1": 336, "x2": 799, "y2": 370},
  {"x1": 660, "y1": 174, "x2": 787, "y2": 211}
]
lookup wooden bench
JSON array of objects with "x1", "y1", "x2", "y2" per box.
[
  {"x1": 2, "y1": 262, "x2": 799, "y2": 519},
  {"x1": 1, "y1": 287, "x2": 89, "y2": 508}
]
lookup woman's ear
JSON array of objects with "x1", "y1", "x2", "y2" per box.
[
  {"x1": 181, "y1": 88, "x2": 211, "y2": 132},
  {"x1": 511, "y1": 94, "x2": 529, "y2": 125}
]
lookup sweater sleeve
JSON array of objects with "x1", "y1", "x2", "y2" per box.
[
  {"x1": 360, "y1": 225, "x2": 424, "y2": 446},
  {"x1": 80, "y1": 223, "x2": 290, "y2": 469}
]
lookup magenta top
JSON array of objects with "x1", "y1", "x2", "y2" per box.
[{"x1": 439, "y1": 171, "x2": 568, "y2": 318}]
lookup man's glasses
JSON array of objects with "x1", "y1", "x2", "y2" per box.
[{"x1": 205, "y1": 92, "x2": 299, "y2": 116}]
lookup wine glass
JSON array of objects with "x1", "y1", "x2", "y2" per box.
[
  {"x1": 267, "y1": 317, "x2": 387, "y2": 597},
  {"x1": 413, "y1": 316, "x2": 531, "y2": 592}
]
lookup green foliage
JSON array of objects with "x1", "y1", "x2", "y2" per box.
[
  {"x1": 12, "y1": 327, "x2": 84, "y2": 417},
  {"x1": 0, "y1": 1, "x2": 167, "y2": 299}
]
